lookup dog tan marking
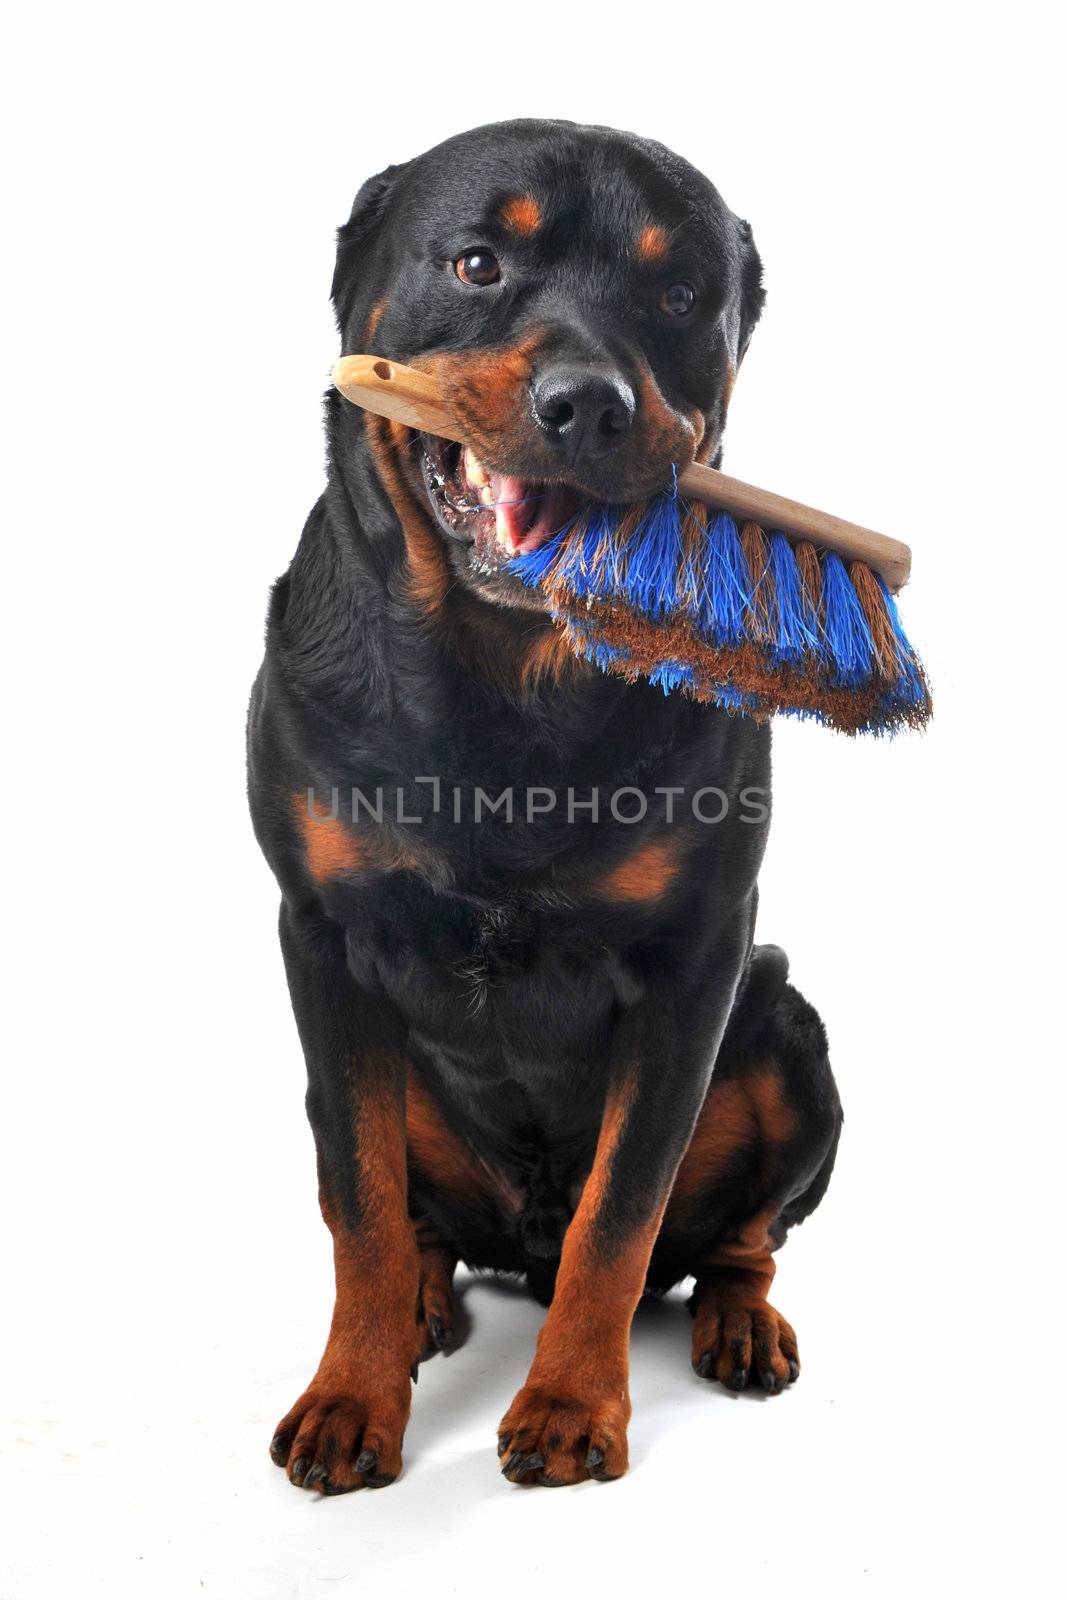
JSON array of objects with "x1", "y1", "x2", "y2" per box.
[
  {"x1": 634, "y1": 362, "x2": 700, "y2": 470},
  {"x1": 426, "y1": 337, "x2": 546, "y2": 470},
  {"x1": 695, "y1": 1207, "x2": 778, "y2": 1306},
  {"x1": 689, "y1": 358, "x2": 736, "y2": 466},
  {"x1": 636, "y1": 224, "x2": 670, "y2": 263},
  {"x1": 721, "y1": 358, "x2": 737, "y2": 417},
  {"x1": 519, "y1": 626, "x2": 577, "y2": 693},
  {"x1": 406, "y1": 1068, "x2": 521, "y2": 1214},
  {"x1": 364, "y1": 296, "x2": 388, "y2": 343},
  {"x1": 595, "y1": 837, "x2": 686, "y2": 903},
  {"x1": 666, "y1": 1065, "x2": 798, "y2": 1217},
  {"x1": 364, "y1": 412, "x2": 451, "y2": 612},
  {"x1": 500, "y1": 195, "x2": 542, "y2": 236},
  {"x1": 295, "y1": 795, "x2": 366, "y2": 883},
  {"x1": 694, "y1": 427, "x2": 718, "y2": 465},
  {"x1": 293, "y1": 794, "x2": 432, "y2": 886}
]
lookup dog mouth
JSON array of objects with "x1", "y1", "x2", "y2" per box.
[{"x1": 418, "y1": 435, "x2": 585, "y2": 573}]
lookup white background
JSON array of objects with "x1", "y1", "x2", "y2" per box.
[{"x1": 2, "y1": 3, "x2": 1064, "y2": 1596}]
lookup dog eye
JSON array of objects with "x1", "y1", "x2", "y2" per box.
[
  {"x1": 660, "y1": 281, "x2": 696, "y2": 317},
  {"x1": 455, "y1": 250, "x2": 500, "y2": 287}
]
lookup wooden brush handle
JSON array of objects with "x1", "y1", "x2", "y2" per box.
[
  {"x1": 333, "y1": 354, "x2": 912, "y2": 591},
  {"x1": 677, "y1": 463, "x2": 911, "y2": 590},
  {"x1": 333, "y1": 354, "x2": 459, "y2": 438}
]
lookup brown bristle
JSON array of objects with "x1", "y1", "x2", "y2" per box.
[
  {"x1": 794, "y1": 541, "x2": 822, "y2": 612},
  {"x1": 740, "y1": 521, "x2": 773, "y2": 642},
  {"x1": 614, "y1": 501, "x2": 649, "y2": 543},
  {"x1": 537, "y1": 533, "x2": 570, "y2": 597},
  {"x1": 678, "y1": 501, "x2": 709, "y2": 609},
  {"x1": 850, "y1": 561, "x2": 899, "y2": 679},
  {"x1": 584, "y1": 519, "x2": 615, "y2": 586}
]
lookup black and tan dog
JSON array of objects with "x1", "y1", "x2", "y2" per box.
[{"x1": 247, "y1": 119, "x2": 842, "y2": 1492}]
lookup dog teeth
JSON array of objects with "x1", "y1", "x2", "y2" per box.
[{"x1": 463, "y1": 447, "x2": 489, "y2": 489}]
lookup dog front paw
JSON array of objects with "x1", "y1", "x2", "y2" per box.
[
  {"x1": 270, "y1": 1375, "x2": 412, "y2": 1493},
  {"x1": 497, "y1": 1382, "x2": 630, "y2": 1486}
]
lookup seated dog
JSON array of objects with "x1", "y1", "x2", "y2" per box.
[{"x1": 247, "y1": 118, "x2": 842, "y2": 1492}]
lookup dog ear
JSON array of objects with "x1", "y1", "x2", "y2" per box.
[
  {"x1": 331, "y1": 162, "x2": 410, "y2": 332},
  {"x1": 735, "y1": 218, "x2": 766, "y2": 362}
]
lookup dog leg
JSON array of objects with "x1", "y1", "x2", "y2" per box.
[
  {"x1": 686, "y1": 1220, "x2": 800, "y2": 1393},
  {"x1": 497, "y1": 910, "x2": 754, "y2": 1486},
  {"x1": 268, "y1": 905, "x2": 421, "y2": 1494},
  {"x1": 654, "y1": 963, "x2": 842, "y2": 1391}
]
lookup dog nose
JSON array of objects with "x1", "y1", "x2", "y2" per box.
[{"x1": 531, "y1": 366, "x2": 636, "y2": 460}]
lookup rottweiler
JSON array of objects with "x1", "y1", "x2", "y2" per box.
[{"x1": 247, "y1": 118, "x2": 843, "y2": 1492}]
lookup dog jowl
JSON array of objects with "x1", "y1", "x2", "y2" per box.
[{"x1": 248, "y1": 119, "x2": 841, "y2": 1492}]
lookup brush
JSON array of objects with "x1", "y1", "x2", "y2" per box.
[{"x1": 333, "y1": 354, "x2": 931, "y2": 735}]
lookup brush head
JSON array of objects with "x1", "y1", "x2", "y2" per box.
[{"x1": 508, "y1": 491, "x2": 931, "y2": 735}]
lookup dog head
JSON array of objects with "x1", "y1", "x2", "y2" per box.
[{"x1": 331, "y1": 119, "x2": 764, "y2": 611}]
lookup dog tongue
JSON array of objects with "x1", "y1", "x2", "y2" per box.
[
  {"x1": 491, "y1": 473, "x2": 535, "y2": 554},
  {"x1": 461, "y1": 446, "x2": 566, "y2": 557}
]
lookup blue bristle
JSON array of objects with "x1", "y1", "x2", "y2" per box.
[
  {"x1": 877, "y1": 576, "x2": 927, "y2": 704},
  {"x1": 880, "y1": 576, "x2": 918, "y2": 683},
  {"x1": 648, "y1": 660, "x2": 695, "y2": 694},
  {"x1": 711, "y1": 683, "x2": 762, "y2": 716},
  {"x1": 704, "y1": 512, "x2": 750, "y2": 645},
  {"x1": 820, "y1": 552, "x2": 875, "y2": 685},
  {"x1": 508, "y1": 525, "x2": 570, "y2": 588},
  {"x1": 768, "y1": 531, "x2": 822, "y2": 665},
  {"x1": 578, "y1": 636, "x2": 632, "y2": 674},
  {"x1": 617, "y1": 494, "x2": 685, "y2": 618}
]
